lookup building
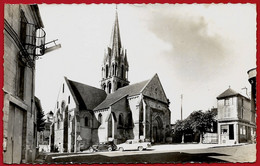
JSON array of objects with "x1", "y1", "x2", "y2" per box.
[
  {"x1": 3, "y1": 4, "x2": 45, "y2": 163},
  {"x1": 217, "y1": 87, "x2": 256, "y2": 144},
  {"x1": 51, "y1": 11, "x2": 171, "y2": 152},
  {"x1": 37, "y1": 111, "x2": 54, "y2": 152},
  {"x1": 247, "y1": 68, "x2": 256, "y2": 117}
]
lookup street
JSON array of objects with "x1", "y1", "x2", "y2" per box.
[{"x1": 42, "y1": 144, "x2": 256, "y2": 164}]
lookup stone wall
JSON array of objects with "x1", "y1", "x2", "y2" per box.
[
  {"x1": 3, "y1": 4, "x2": 42, "y2": 163},
  {"x1": 53, "y1": 78, "x2": 77, "y2": 152}
]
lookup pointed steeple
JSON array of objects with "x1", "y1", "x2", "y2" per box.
[
  {"x1": 109, "y1": 9, "x2": 122, "y2": 59},
  {"x1": 101, "y1": 8, "x2": 129, "y2": 94}
]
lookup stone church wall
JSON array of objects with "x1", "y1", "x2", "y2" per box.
[
  {"x1": 79, "y1": 111, "x2": 92, "y2": 150},
  {"x1": 53, "y1": 79, "x2": 77, "y2": 152},
  {"x1": 94, "y1": 108, "x2": 111, "y2": 143},
  {"x1": 111, "y1": 97, "x2": 133, "y2": 143},
  {"x1": 144, "y1": 97, "x2": 170, "y2": 143}
]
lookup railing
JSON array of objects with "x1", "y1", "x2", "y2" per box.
[
  {"x1": 35, "y1": 28, "x2": 46, "y2": 56},
  {"x1": 23, "y1": 22, "x2": 46, "y2": 58}
]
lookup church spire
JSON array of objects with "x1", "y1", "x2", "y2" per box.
[
  {"x1": 109, "y1": 8, "x2": 122, "y2": 57},
  {"x1": 101, "y1": 8, "x2": 129, "y2": 94}
]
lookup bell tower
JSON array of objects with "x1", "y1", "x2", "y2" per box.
[{"x1": 101, "y1": 10, "x2": 129, "y2": 94}]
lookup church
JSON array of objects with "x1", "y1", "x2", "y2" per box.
[{"x1": 50, "y1": 11, "x2": 171, "y2": 153}]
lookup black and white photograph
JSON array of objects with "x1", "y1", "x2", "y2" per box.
[{"x1": 3, "y1": 3, "x2": 257, "y2": 164}]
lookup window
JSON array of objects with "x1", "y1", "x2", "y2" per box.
[
  {"x1": 20, "y1": 10, "x2": 28, "y2": 46},
  {"x1": 243, "y1": 126, "x2": 246, "y2": 135},
  {"x1": 57, "y1": 119, "x2": 60, "y2": 129},
  {"x1": 17, "y1": 61, "x2": 25, "y2": 99},
  {"x1": 121, "y1": 65, "x2": 124, "y2": 78},
  {"x1": 224, "y1": 107, "x2": 231, "y2": 118},
  {"x1": 68, "y1": 96, "x2": 70, "y2": 104},
  {"x1": 224, "y1": 98, "x2": 229, "y2": 106},
  {"x1": 57, "y1": 101, "x2": 59, "y2": 109},
  {"x1": 62, "y1": 84, "x2": 65, "y2": 93},
  {"x1": 85, "y1": 117, "x2": 89, "y2": 127},
  {"x1": 108, "y1": 82, "x2": 112, "y2": 94},
  {"x1": 222, "y1": 129, "x2": 227, "y2": 134},
  {"x1": 106, "y1": 65, "x2": 109, "y2": 78},
  {"x1": 98, "y1": 113, "x2": 102, "y2": 124},
  {"x1": 119, "y1": 114, "x2": 124, "y2": 126},
  {"x1": 112, "y1": 63, "x2": 115, "y2": 75},
  {"x1": 229, "y1": 124, "x2": 234, "y2": 140},
  {"x1": 117, "y1": 82, "x2": 121, "y2": 90}
]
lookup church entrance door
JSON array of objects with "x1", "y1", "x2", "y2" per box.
[{"x1": 152, "y1": 116, "x2": 163, "y2": 143}]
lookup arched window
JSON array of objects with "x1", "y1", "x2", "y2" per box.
[
  {"x1": 85, "y1": 117, "x2": 89, "y2": 127},
  {"x1": 105, "y1": 65, "x2": 109, "y2": 78},
  {"x1": 121, "y1": 65, "x2": 124, "y2": 78},
  {"x1": 98, "y1": 113, "x2": 102, "y2": 124},
  {"x1": 57, "y1": 119, "x2": 60, "y2": 129},
  {"x1": 117, "y1": 82, "x2": 121, "y2": 90},
  {"x1": 112, "y1": 63, "x2": 115, "y2": 75},
  {"x1": 108, "y1": 82, "x2": 112, "y2": 94},
  {"x1": 119, "y1": 113, "x2": 124, "y2": 126}
]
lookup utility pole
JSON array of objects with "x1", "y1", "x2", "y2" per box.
[
  {"x1": 181, "y1": 94, "x2": 183, "y2": 120},
  {"x1": 181, "y1": 94, "x2": 184, "y2": 143}
]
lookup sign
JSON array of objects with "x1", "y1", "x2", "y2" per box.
[{"x1": 77, "y1": 135, "x2": 82, "y2": 141}]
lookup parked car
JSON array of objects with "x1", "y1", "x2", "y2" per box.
[
  {"x1": 117, "y1": 139, "x2": 152, "y2": 152},
  {"x1": 89, "y1": 141, "x2": 117, "y2": 152}
]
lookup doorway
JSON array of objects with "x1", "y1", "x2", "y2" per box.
[
  {"x1": 5, "y1": 104, "x2": 24, "y2": 164},
  {"x1": 152, "y1": 116, "x2": 163, "y2": 143}
]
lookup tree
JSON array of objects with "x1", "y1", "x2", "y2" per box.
[
  {"x1": 187, "y1": 110, "x2": 216, "y2": 143},
  {"x1": 37, "y1": 109, "x2": 46, "y2": 132},
  {"x1": 174, "y1": 119, "x2": 192, "y2": 143}
]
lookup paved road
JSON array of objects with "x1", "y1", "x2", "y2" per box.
[{"x1": 43, "y1": 144, "x2": 256, "y2": 164}]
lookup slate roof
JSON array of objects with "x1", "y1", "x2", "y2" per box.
[
  {"x1": 94, "y1": 79, "x2": 150, "y2": 111},
  {"x1": 217, "y1": 87, "x2": 249, "y2": 100},
  {"x1": 66, "y1": 78, "x2": 107, "y2": 110}
]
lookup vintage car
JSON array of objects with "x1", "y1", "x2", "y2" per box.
[
  {"x1": 89, "y1": 141, "x2": 117, "y2": 152},
  {"x1": 117, "y1": 139, "x2": 152, "y2": 152}
]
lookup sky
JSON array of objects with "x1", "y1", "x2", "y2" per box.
[{"x1": 35, "y1": 4, "x2": 256, "y2": 123}]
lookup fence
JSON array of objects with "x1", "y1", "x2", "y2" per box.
[{"x1": 203, "y1": 133, "x2": 218, "y2": 144}]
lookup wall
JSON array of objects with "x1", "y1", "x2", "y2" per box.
[
  {"x1": 3, "y1": 4, "x2": 41, "y2": 163},
  {"x1": 111, "y1": 97, "x2": 133, "y2": 143},
  {"x1": 237, "y1": 97, "x2": 251, "y2": 123},
  {"x1": 53, "y1": 78, "x2": 77, "y2": 152},
  {"x1": 79, "y1": 111, "x2": 92, "y2": 150},
  {"x1": 94, "y1": 108, "x2": 111, "y2": 143},
  {"x1": 144, "y1": 97, "x2": 171, "y2": 143},
  {"x1": 217, "y1": 97, "x2": 238, "y2": 120}
]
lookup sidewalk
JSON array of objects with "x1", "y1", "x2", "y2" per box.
[{"x1": 151, "y1": 143, "x2": 248, "y2": 151}]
